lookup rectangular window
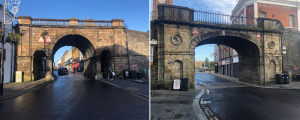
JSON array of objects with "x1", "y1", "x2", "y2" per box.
[
  {"x1": 289, "y1": 15, "x2": 295, "y2": 27},
  {"x1": 260, "y1": 12, "x2": 266, "y2": 18}
]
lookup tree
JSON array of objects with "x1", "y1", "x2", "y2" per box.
[
  {"x1": 205, "y1": 57, "x2": 209, "y2": 68},
  {"x1": 210, "y1": 61, "x2": 215, "y2": 69}
]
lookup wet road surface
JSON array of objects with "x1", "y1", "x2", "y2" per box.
[
  {"x1": 0, "y1": 71, "x2": 149, "y2": 119},
  {"x1": 196, "y1": 73, "x2": 300, "y2": 120}
]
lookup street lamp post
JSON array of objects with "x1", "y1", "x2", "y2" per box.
[{"x1": 0, "y1": 0, "x2": 21, "y2": 95}]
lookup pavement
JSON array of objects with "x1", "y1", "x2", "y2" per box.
[
  {"x1": 209, "y1": 72, "x2": 300, "y2": 89},
  {"x1": 151, "y1": 89, "x2": 203, "y2": 120},
  {"x1": 0, "y1": 72, "x2": 54, "y2": 102}
]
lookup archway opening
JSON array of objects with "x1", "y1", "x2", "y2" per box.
[
  {"x1": 100, "y1": 50, "x2": 112, "y2": 78},
  {"x1": 33, "y1": 50, "x2": 46, "y2": 80},
  {"x1": 51, "y1": 34, "x2": 95, "y2": 77},
  {"x1": 195, "y1": 36, "x2": 260, "y2": 84}
]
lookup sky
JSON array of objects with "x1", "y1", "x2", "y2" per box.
[
  {"x1": 151, "y1": 0, "x2": 238, "y2": 61},
  {"x1": 6, "y1": 0, "x2": 149, "y2": 66}
]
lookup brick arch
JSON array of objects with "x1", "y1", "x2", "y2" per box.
[
  {"x1": 51, "y1": 33, "x2": 96, "y2": 59},
  {"x1": 189, "y1": 31, "x2": 260, "y2": 50},
  {"x1": 98, "y1": 47, "x2": 113, "y2": 57},
  {"x1": 55, "y1": 30, "x2": 93, "y2": 44}
]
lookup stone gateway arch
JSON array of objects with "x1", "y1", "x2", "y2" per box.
[
  {"x1": 151, "y1": 5, "x2": 285, "y2": 90},
  {"x1": 15, "y1": 16, "x2": 149, "y2": 81}
]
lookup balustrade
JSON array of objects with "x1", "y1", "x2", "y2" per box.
[{"x1": 32, "y1": 19, "x2": 69, "y2": 26}]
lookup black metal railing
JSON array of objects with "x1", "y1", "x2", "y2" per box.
[{"x1": 194, "y1": 11, "x2": 257, "y2": 26}]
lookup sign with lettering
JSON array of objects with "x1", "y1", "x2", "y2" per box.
[
  {"x1": 173, "y1": 79, "x2": 181, "y2": 90},
  {"x1": 150, "y1": 46, "x2": 153, "y2": 64},
  {"x1": 150, "y1": 39, "x2": 157, "y2": 44},
  {"x1": 294, "y1": 67, "x2": 299, "y2": 70},
  {"x1": 132, "y1": 65, "x2": 137, "y2": 67}
]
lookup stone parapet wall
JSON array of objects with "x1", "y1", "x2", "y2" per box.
[{"x1": 127, "y1": 29, "x2": 149, "y2": 75}]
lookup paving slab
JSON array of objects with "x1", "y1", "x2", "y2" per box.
[{"x1": 151, "y1": 89, "x2": 203, "y2": 120}]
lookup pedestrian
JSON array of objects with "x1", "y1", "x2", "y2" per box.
[
  {"x1": 108, "y1": 66, "x2": 114, "y2": 80},
  {"x1": 73, "y1": 66, "x2": 76, "y2": 74}
]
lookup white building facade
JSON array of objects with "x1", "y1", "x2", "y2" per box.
[
  {"x1": 0, "y1": 4, "x2": 16, "y2": 84},
  {"x1": 65, "y1": 49, "x2": 72, "y2": 71}
]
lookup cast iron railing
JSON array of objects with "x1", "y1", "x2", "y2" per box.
[{"x1": 194, "y1": 11, "x2": 257, "y2": 26}]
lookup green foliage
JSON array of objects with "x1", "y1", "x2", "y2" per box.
[
  {"x1": 205, "y1": 57, "x2": 209, "y2": 67},
  {"x1": 210, "y1": 61, "x2": 215, "y2": 68},
  {"x1": 5, "y1": 32, "x2": 20, "y2": 44}
]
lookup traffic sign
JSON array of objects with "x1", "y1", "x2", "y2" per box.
[
  {"x1": 38, "y1": 36, "x2": 44, "y2": 43},
  {"x1": 45, "y1": 36, "x2": 52, "y2": 43},
  {"x1": 256, "y1": 32, "x2": 261, "y2": 38},
  {"x1": 192, "y1": 27, "x2": 199, "y2": 34}
]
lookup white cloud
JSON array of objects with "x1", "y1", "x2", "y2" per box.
[
  {"x1": 174, "y1": 0, "x2": 238, "y2": 15},
  {"x1": 201, "y1": 0, "x2": 238, "y2": 14}
]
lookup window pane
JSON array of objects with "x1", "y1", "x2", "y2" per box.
[
  {"x1": 289, "y1": 15, "x2": 295, "y2": 27},
  {"x1": 260, "y1": 12, "x2": 266, "y2": 18}
]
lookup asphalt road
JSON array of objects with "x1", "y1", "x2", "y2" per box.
[
  {"x1": 196, "y1": 73, "x2": 300, "y2": 120},
  {"x1": 0, "y1": 71, "x2": 149, "y2": 120}
]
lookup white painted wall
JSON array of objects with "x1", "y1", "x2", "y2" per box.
[
  {"x1": 0, "y1": 43, "x2": 15, "y2": 84},
  {"x1": 0, "y1": 5, "x2": 15, "y2": 84}
]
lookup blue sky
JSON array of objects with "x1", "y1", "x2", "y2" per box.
[
  {"x1": 8, "y1": 0, "x2": 149, "y2": 66},
  {"x1": 151, "y1": 0, "x2": 238, "y2": 61}
]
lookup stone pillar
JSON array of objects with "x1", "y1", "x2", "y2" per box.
[
  {"x1": 111, "y1": 19, "x2": 124, "y2": 26},
  {"x1": 69, "y1": 18, "x2": 78, "y2": 26},
  {"x1": 17, "y1": 16, "x2": 32, "y2": 25},
  {"x1": 16, "y1": 56, "x2": 32, "y2": 81},
  {"x1": 45, "y1": 56, "x2": 53, "y2": 81}
]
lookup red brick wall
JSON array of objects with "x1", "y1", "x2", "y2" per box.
[
  {"x1": 246, "y1": 4, "x2": 255, "y2": 25},
  {"x1": 258, "y1": 3, "x2": 297, "y2": 28},
  {"x1": 232, "y1": 9, "x2": 244, "y2": 24}
]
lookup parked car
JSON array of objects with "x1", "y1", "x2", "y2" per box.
[
  {"x1": 199, "y1": 68, "x2": 205, "y2": 72},
  {"x1": 58, "y1": 67, "x2": 68, "y2": 75}
]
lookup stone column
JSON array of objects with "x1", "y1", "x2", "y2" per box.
[
  {"x1": 69, "y1": 18, "x2": 78, "y2": 26},
  {"x1": 45, "y1": 56, "x2": 53, "y2": 81},
  {"x1": 111, "y1": 19, "x2": 124, "y2": 26}
]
